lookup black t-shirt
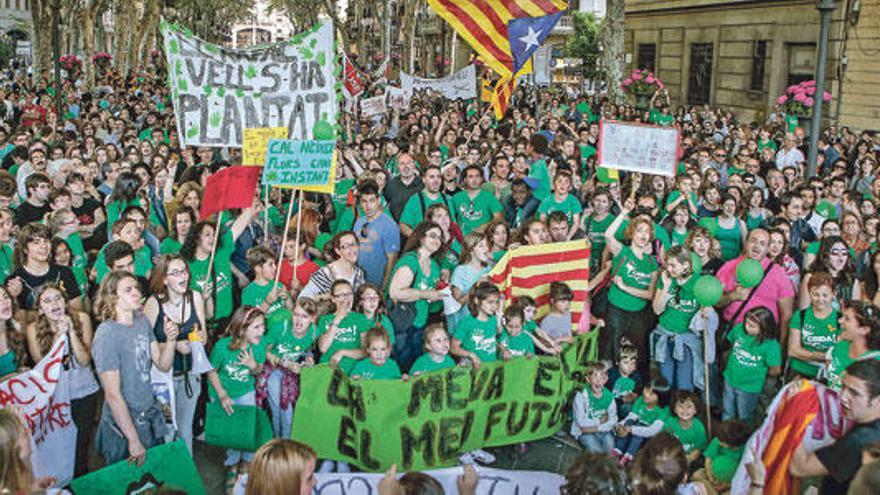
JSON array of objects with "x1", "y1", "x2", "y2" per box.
[
  {"x1": 72, "y1": 197, "x2": 102, "y2": 226},
  {"x1": 13, "y1": 201, "x2": 50, "y2": 227},
  {"x1": 816, "y1": 418, "x2": 880, "y2": 493},
  {"x1": 11, "y1": 265, "x2": 83, "y2": 309}
]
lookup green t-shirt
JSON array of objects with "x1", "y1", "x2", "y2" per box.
[
  {"x1": 451, "y1": 189, "x2": 502, "y2": 236},
  {"x1": 209, "y1": 336, "x2": 268, "y2": 399},
  {"x1": 649, "y1": 109, "x2": 674, "y2": 126},
  {"x1": 452, "y1": 313, "x2": 498, "y2": 363},
  {"x1": 189, "y1": 230, "x2": 235, "y2": 320},
  {"x1": 317, "y1": 311, "x2": 373, "y2": 374},
  {"x1": 704, "y1": 437, "x2": 745, "y2": 484},
  {"x1": 538, "y1": 194, "x2": 583, "y2": 225},
  {"x1": 160, "y1": 237, "x2": 183, "y2": 255},
  {"x1": 631, "y1": 397, "x2": 669, "y2": 425},
  {"x1": 722, "y1": 324, "x2": 782, "y2": 393},
  {"x1": 664, "y1": 417, "x2": 707, "y2": 453},
  {"x1": 757, "y1": 139, "x2": 778, "y2": 152},
  {"x1": 95, "y1": 243, "x2": 153, "y2": 284},
  {"x1": 400, "y1": 192, "x2": 453, "y2": 229},
  {"x1": 440, "y1": 239, "x2": 462, "y2": 274},
  {"x1": 826, "y1": 340, "x2": 854, "y2": 391},
  {"x1": 267, "y1": 324, "x2": 316, "y2": 363},
  {"x1": 0, "y1": 242, "x2": 14, "y2": 285},
  {"x1": 410, "y1": 353, "x2": 456, "y2": 375},
  {"x1": 612, "y1": 375, "x2": 636, "y2": 399},
  {"x1": 789, "y1": 307, "x2": 840, "y2": 377},
  {"x1": 390, "y1": 252, "x2": 440, "y2": 328},
  {"x1": 498, "y1": 329, "x2": 534, "y2": 357},
  {"x1": 242, "y1": 281, "x2": 291, "y2": 336},
  {"x1": 529, "y1": 158, "x2": 552, "y2": 201},
  {"x1": 785, "y1": 114, "x2": 799, "y2": 133},
  {"x1": 585, "y1": 213, "x2": 613, "y2": 273},
  {"x1": 608, "y1": 245, "x2": 658, "y2": 312},
  {"x1": 350, "y1": 358, "x2": 402, "y2": 380},
  {"x1": 658, "y1": 275, "x2": 700, "y2": 333},
  {"x1": 63, "y1": 233, "x2": 88, "y2": 297},
  {"x1": 586, "y1": 387, "x2": 614, "y2": 421}
]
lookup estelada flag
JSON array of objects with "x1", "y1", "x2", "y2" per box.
[
  {"x1": 199, "y1": 166, "x2": 262, "y2": 221},
  {"x1": 488, "y1": 240, "x2": 591, "y2": 333}
]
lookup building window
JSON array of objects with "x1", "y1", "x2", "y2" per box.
[
  {"x1": 787, "y1": 43, "x2": 816, "y2": 86},
  {"x1": 637, "y1": 43, "x2": 656, "y2": 72},
  {"x1": 750, "y1": 40, "x2": 767, "y2": 92}
]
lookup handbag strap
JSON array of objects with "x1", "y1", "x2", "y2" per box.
[{"x1": 727, "y1": 260, "x2": 775, "y2": 324}]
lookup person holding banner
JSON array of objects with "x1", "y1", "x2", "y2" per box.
[
  {"x1": 144, "y1": 255, "x2": 209, "y2": 455},
  {"x1": 92, "y1": 271, "x2": 178, "y2": 465},
  {"x1": 26, "y1": 282, "x2": 98, "y2": 477}
]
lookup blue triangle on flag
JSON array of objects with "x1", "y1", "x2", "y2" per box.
[{"x1": 508, "y1": 11, "x2": 565, "y2": 75}]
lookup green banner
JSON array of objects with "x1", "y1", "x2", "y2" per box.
[
  {"x1": 70, "y1": 440, "x2": 205, "y2": 495},
  {"x1": 292, "y1": 333, "x2": 596, "y2": 472}
]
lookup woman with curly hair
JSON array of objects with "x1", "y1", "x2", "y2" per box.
[{"x1": 25, "y1": 282, "x2": 97, "y2": 477}]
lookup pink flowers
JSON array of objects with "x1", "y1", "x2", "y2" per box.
[
  {"x1": 622, "y1": 69, "x2": 664, "y2": 96},
  {"x1": 777, "y1": 79, "x2": 831, "y2": 116}
]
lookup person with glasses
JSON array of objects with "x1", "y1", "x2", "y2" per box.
[
  {"x1": 144, "y1": 254, "x2": 208, "y2": 455},
  {"x1": 315, "y1": 280, "x2": 371, "y2": 375},
  {"x1": 799, "y1": 236, "x2": 861, "y2": 312},
  {"x1": 298, "y1": 231, "x2": 366, "y2": 301},
  {"x1": 388, "y1": 222, "x2": 446, "y2": 371}
]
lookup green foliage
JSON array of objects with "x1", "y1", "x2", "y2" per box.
[
  {"x1": 565, "y1": 12, "x2": 602, "y2": 81},
  {"x1": 0, "y1": 42, "x2": 12, "y2": 68},
  {"x1": 165, "y1": 0, "x2": 255, "y2": 43}
]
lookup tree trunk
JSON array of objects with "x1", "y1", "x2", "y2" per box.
[
  {"x1": 601, "y1": 0, "x2": 625, "y2": 104},
  {"x1": 81, "y1": 0, "x2": 100, "y2": 89},
  {"x1": 31, "y1": 0, "x2": 53, "y2": 81},
  {"x1": 113, "y1": 1, "x2": 129, "y2": 73},
  {"x1": 134, "y1": 0, "x2": 159, "y2": 68}
]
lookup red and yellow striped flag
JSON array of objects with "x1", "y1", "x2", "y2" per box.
[
  {"x1": 491, "y1": 76, "x2": 516, "y2": 120},
  {"x1": 488, "y1": 240, "x2": 591, "y2": 332},
  {"x1": 426, "y1": 0, "x2": 568, "y2": 79}
]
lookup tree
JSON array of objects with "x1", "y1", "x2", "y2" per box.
[
  {"x1": 601, "y1": 0, "x2": 625, "y2": 103},
  {"x1": 266, "y1": 0, "x2": 349, "y2": 46},
  {"x1": 565, "y1": 11, "x2": 602, "y2": 83}
]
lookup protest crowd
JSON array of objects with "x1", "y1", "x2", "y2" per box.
[{"x1": 3, "y1": 24, "x2": 880, "y2": 495}]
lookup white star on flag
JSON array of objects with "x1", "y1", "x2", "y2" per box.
[{"x1": 519, "y1": 26, "x2": 542, "y2": 51}]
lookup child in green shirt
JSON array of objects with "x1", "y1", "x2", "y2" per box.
[
  {"x1": 205, "y1": 306, "x2": 268, "y2": 481},
  {"x1": 515, "y1": 296, "x2": 562, "y2": 355},
  {"x1": 498, "y1": 305, "x2": 536, "y2": 360},
  {"x1": 263, "y1": 297, "x2": 317, "y2": 439},
  {"x1": 451, "y1": 282, "x2": 501, "y2": 368},
  {"x1": 571, "y1": 361, "x2": 617, "y2": 454},
  {"x1": 694, "y1": 419, "x2": 750, "y2": 492},
  {"x1": 722, "y1": 306, "x2": 782, "y2": 422},
  {"x1": 350, "y1": 326, "x2": 403, "y2": 380},
  {"x1": 241, "y1": 246, "x2": 293, "y2": 338},
  {"x1": 410, "y1": 324, "x2": 456, "y2": 376},
  {"x1": 613, "y1": 376, "x2": 671, "y2": 465},
  {"x1": 663, "y1": 391, "x2": 707, "y2": 463},
  {"x1": 788, "y1": 272, "x2": 840, "y2": 379}
]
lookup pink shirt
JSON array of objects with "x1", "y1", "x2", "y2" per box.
[{"x1": 717, "y1": 256, "x2": 796, "y2": 324}]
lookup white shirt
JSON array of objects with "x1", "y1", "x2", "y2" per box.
[{"x1": 775, "y1": 147, "x2": 805, "y2": 170}]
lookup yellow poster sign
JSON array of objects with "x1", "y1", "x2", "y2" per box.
[{"x1": 242, "y1": 127, "x2": 288, "y2": 166}]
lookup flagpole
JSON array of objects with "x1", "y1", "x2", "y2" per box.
[
  {"x1": 205, "y1": 210, "x2": 223, "y2": 302},
  {"x1": 263, "y1": 186, "x2": 270, "y2": 237},
  {"x1": 273, "y1": 190, "x2": 297, "y2": 286},
  {"x1": 291, "y1": 191, "x2": 305, "y2": 284},
  {"x1": 703, "y1": 312, "x2": 712, "y2": 438}
]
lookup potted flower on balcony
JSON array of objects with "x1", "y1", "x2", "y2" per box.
[
  {"x1": 92, "y1": 52, "x2": 112, "y2": 72},
  {"x1": 59, "y1": 55, "x2": 83, "y2": 81},
  {"x1": 621, "y1": 68, "x2": 664, "y2": 110},
  {"x1": 776, "y1": 80, "x2": 832, "y2": 133}
]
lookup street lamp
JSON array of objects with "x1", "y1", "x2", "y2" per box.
[{"x1": 807, "y1": 0, "x2": 838, "y2": 178}]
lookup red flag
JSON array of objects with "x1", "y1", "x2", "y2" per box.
[
  {"x1": 199, "y1": 166, "x2": 261, "y2": 221},
  {"x1": 344, "y1": 55, "x2": 364, "y2": 98}
]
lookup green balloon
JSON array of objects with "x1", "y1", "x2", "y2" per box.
[
  {"x1": 596, "y1": 166, "x2": 617, "y2": 183},
  {"x1": 694, "y1": 275, "x2": 723, "y2": 307},
  {"x1": 736, "y1": 259, "x2": 764, "y2": 288},
  {"x1": 816, "y1": 199, "x2": 838, "y2": 220},
  {"x1": 312, "y1": 119, "x2": 335, "y2": 141}
]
